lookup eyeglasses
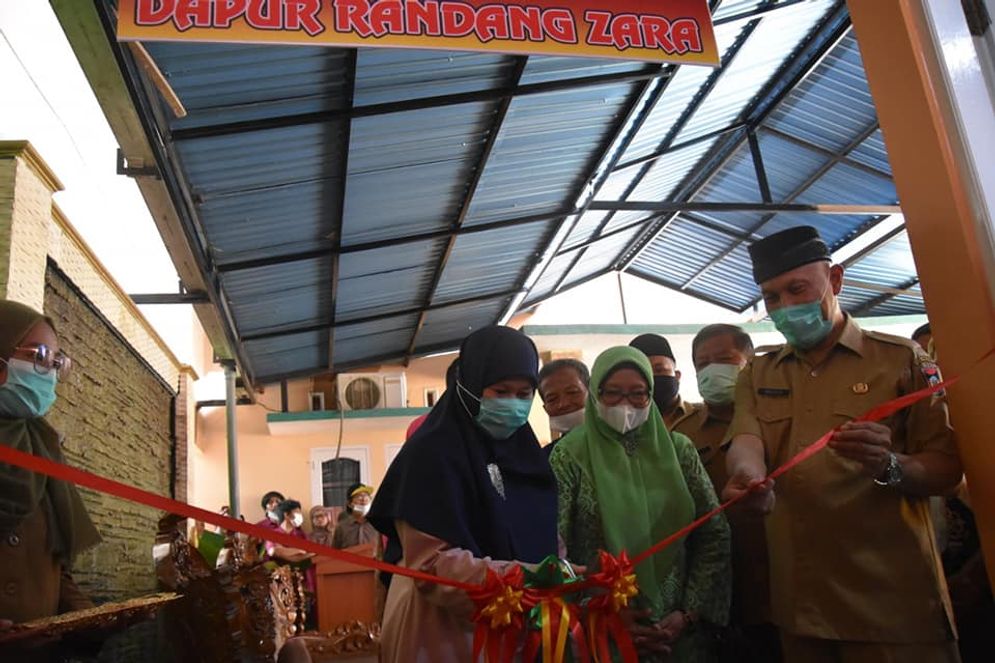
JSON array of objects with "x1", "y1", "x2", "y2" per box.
[
  {"x1": 598, "y1": 388, "x2": 651, "y2": 407},
  {"x1": 13, "y1": 344, "x2": 72, "y2": 380}
]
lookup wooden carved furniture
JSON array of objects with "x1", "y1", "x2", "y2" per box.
[
  {"x1": 154, "y1": 514, "x2": 306, "y2": 662},
  {"x1": 154, "y1": 515, "x2": 380, "y2": 661}
]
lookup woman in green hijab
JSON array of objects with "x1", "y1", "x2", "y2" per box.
[
  {"x1": 549, "y1": 346, "x2": 730, "y2": 662},
  {"x1": 0, "y1": 300, "x2": 101, "y2": 633}
]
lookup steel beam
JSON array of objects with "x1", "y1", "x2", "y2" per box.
[
  {"x1": 402, "y1": 57, "x2": 529, "y2": 361},
  {"x1": 241, "y1": 288, "x2": 523, "y2": 343},
  {"x1": 94, "y1": 1, "x2": 258, "y2": 385},
  {"x1": 612, "y1": 121, "x2": 748, "y2": 172},
  {"x1": 550, "y1": 4, "x2": 767, "y2": 297},
  {"x1": 676, "y1": 119, "x2": 883, "y2": 291},
  {"x1": 328, "y1": 50, "x2": 357, "y2": 372},
  {"x1": 588, "y1": 201, "x2": 900, "y2": 214},
  {"x1": 748, "y1": 129, "x2": 773, "y2": 202},
  {"x1": 130, "y1": 292, "x2": 209, "y2": 304},
  {"x1": 758, "y1": 125, "x2": 892, "y2": 180},
  {"x1": 215, "y1": 208, "x2": 574, "y2": 274},
  {"x1": 171, "y1": 65, "x2": 665, "y2": 141},
  {"x1": 616, "y1": 2, "x2": 853, "y2": 274}
]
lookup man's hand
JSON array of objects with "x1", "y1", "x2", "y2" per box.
[
  {"x1": 828, "y1": 421, "x2": 892, "y2": 477},
  {"x1": 722, "y1": 473, "x2": 775, "y2": 514}
]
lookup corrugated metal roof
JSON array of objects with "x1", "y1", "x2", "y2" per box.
[
  {"x1": 674, "y1": 0, "x2": 836, "y2": 144},
  {"x1": 353, "y1": 50, "x2": 517, "y2": 105},
  {"x1": 341, "y1": 101, "x2": 499, "y2": 245},
  {"x1": 463, "y1": 80, "x2": 643, "y2": 226},
  {"x1": 146, "y1": 43, "x2": 351, "y2": 130},
  {"x1": 335, "y1": 240, "x2": 441, "y2": 321},
  {"x1": 101, "y1": 0, "x2": 927, "y2": 384},
  {"x1": 433, "y1": 222, "x2": 554, "y2": 303}
]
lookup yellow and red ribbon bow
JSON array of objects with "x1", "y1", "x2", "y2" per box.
[
  {"x1": 469, "y1": 565, "x2": 536, "y2": 663},
  {"x1": 585, "y1": 551, "x2": 639, "y2": 663}
]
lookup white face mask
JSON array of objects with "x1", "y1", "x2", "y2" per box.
[
  {"x1": 291, "y1": 513, "x2": 304, "y2": 528},
  {"x1": 266, "y1": 510, "x2": 279, "y2": 523},
  {"x1": 696, "y1": 363, "x2": 742, "y2": 406},
  {"x1": 549, "y1": 408, "x2": 585, "y2": 435},
  {"x1": 353, "y1": 502, "x2": 371, "y2": 516},
  {"x1": 595, "y1": 401, "x2": 650, "y2": 434}
]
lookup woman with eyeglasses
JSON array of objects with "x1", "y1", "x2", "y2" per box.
[
  {"x1": 0, "y1": 300, "x2": 101, "y2": 651},
  {"x1": 549, "y1": 346, "x2": 731, "y2": 662}
]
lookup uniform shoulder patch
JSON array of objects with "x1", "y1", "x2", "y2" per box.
[{"x1": 914, "y1": 347, "x2": 945, "y2": 395}]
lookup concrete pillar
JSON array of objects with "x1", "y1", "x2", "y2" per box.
[
  {"x1": 0, "y1": 141, "x2": 63, "y2": 309},
  {"x1": 848, "y1": 0, "x2": 995, "y2": 583}
]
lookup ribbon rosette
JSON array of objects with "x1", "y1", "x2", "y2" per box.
[
  {"x1": 522, "y1": 556, "x2": 590, "y2": 663},
  {"x1": 585, "y1": 551, "x2": 639, "y2": 663},
  {"x1": 469, "y1": 565, "x2": 536, "y2": 663}
]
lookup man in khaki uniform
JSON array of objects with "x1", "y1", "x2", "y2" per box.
[
  {"x1": 674, "y1": 324, "x2": 778, "y2": 662},
  {"x1": 723, "y1": 226, "x2": 962, "y2": 663}
]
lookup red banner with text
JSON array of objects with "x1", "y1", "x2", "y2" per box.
[{"x1": 117, "y1": 0, "x2": 719, "y2": 66}]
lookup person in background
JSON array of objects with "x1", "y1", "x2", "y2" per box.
[
  {"x1": 308, "y1": 506, "x2": 334, "y2": 548},
  {"x1": 368, "y1": 326, "x2": 561, "y2": 662},
  {"x1": 332, "y1": 483, "x2": 378, "y2": 549},
  {"x1": 551, "y1": 346, "x2": 730, "y2": 662},
  {"x1": 257, "y1": 490, "x2": 285, "y2": 528},
  {"x1": 265, "y1": 499, "x2": 313, "y2": 564},
  {"x1": 912, "y1": 322, "x2": 932, "y2": 352},
  {"x1": 672, "y1": 325, "x2": 778, "y2": 662},
  {"x1": 723, "y1": 226, "x2": 962, "y2": 662},
  {"x1": 538, "y1": 358, "x2": 590, "y2": 454},
  {"x1": 0, "y1": 300, "x2": 102, "y2": 655},
  {"x1": 629, "y1": 333, "x2": 691, "y2": 428}
]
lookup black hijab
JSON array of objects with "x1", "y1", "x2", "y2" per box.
[{"x1": 369, "y1": 326, "x2": 558, "y2": 567}]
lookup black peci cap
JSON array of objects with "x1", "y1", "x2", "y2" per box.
[
  {"x1": 629, "y1": 333, "x2": 675, "y2": 361},
  {"x1": 748, "y1": 226, "x2": 831, "y2": 284}
]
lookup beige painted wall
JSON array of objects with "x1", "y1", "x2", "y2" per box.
[{"x1": 191, "y1": 352, "x2": 459, "y2": 519}]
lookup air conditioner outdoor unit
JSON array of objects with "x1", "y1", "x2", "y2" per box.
[{"x1": 336, "y1": 373, "x2": 407, "y2": 411}]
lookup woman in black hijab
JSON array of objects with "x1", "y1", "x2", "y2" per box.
[{"x1": 369, "y1": 326, "x2": 558, "y2": 662}]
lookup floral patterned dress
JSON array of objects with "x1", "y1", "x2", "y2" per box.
[{"x1": 550, "y1": 431, "x2": 731, "y2": 663}]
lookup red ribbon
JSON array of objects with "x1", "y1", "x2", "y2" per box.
[
  {"x1": 0, "y1": 345, "x2": 988, "y2": 662},
  {"x1": 584, "y1": 551, "x2": 639, "y2": 663},
  {"x1": 629, "y1": 350, "x2": 986, "y2": 567},
  {"x1": 468, "y1": 566, "x2": 535, "y2": 663},
  {"x1": 0, "y1": 443, "x2": 477, "y2": 592}
]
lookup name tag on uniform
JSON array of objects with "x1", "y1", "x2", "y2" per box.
[{"x1": 758, "y1": 387, "x2": 790, "y2": 397}]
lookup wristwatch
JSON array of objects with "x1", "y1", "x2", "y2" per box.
[{"x1": 873, "y1": 452, "x2": 903, "y2": 487}]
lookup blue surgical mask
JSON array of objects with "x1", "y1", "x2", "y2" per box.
[
  {"x1": 458, "y1": 381, "x2": 532, "y2": 440},
  {"x1": 770, "y1": 300, "x2": 833, "y2": 350},
  {"x1": 0, "y1": 357, "x2": 58, "y2": 419},
  {"x1": 696, "y1": 363, "x2": 741, "y2": 406},
  {"x1": 476, "y1": 397, "x2": 533, "y2": 440}
]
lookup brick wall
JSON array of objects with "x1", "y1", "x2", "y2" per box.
[{"x1": 43, "y1": 263, "x2": 176, "y2": 603}]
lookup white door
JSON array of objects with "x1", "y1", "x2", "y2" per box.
[{"x1": 309, "y1": 446, "x2": 370, "y2": 509}]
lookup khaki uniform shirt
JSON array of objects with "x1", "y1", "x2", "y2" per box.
[
  {"x1": 0, "y1": 507, "x2": 92, "y2": 623},
  {"x1": 663, "y1": 397, "x2": 694, "y2": 430},
  {"x1": 728, "y1": 317, "x2": 956, "y2": 642},
  {"x1": 674, "y1": 403, "x2": 772, "y2": 625}
]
